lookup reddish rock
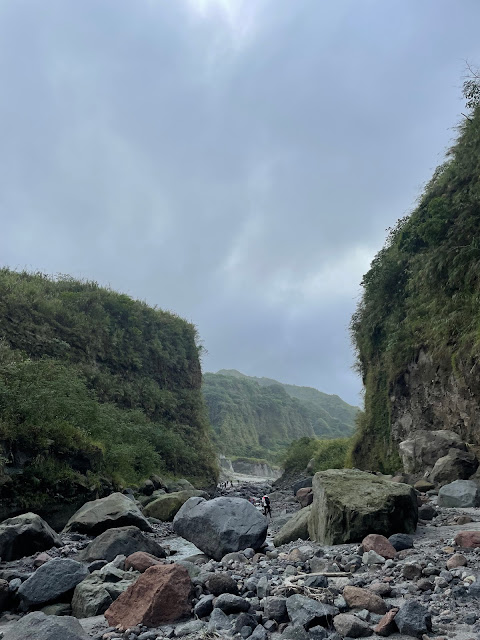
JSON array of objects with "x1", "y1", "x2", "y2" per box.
[
  {"x1": 104, "y1": 564, "x2": 192, "y2": 629},
  {"x1": 374, "y1": 608, "x2": 399, "y2": 636},
  {"x1": 343, "y1": 586, "x2": 387, "y2": 614},
  {"x1": 446, "y1": 553, "x2": 467, "y2": 569},
  {"x1": 33, "y1": 552, "x2": 52, "y2": 568},
  {"x1": 296, "y1": 488, "x2": 313, "y2": 508},
  {"x1": 125, "y1": 551, "x2": 164, "y2": 573},
  {"x1": 454, "y1": 531, "x2": 480, "y2": 548},
  {"x1": 361, "y1": 534, "x2": 396, "y2": 560}
]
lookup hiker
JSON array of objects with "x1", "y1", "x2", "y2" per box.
[{"x1": 261, "y1": 494, "x2": 271, "y2": 518}]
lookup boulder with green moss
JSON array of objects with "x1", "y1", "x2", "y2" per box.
[
  {"x1": 143, "y1": 490, "x2": 208, "y2": 521},
  {"x1": 308, "y1": 469, "x2": 417, "y2": 544},
  {"x1": 273, "y1": 506, "x2": 311, "y2": 547}
]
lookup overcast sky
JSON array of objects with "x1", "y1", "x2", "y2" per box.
[{"x1": 1, "y1": 1, "x2": 479, "y2": 406}]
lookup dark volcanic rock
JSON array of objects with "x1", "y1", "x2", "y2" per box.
[
  {"x1": 286, "y1": 594, "x2": 338, "y2": 629},
  {"x1": 206, "y1": 573, "x2": 239, "y2": 595},
  {"x1": 0, "y1": 513, "x2": 62, "y2": 561},
  {"x1": 18, "y1": 557, "x2": 88, "y2": 610},
  {"x1": 388, "y1": 533, "x2": 414, "y2": 551},
  {"x1": 78, "y1": 525, "x2": 166, "y2": 562},
  {"x1": 394, "y1": 601, "x2": 432, "y2": 638}
]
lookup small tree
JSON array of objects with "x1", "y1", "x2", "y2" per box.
[{"x1": 463, "y1": 62, "x2": 480, "y2": 111}]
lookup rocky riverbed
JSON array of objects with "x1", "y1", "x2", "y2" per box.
[{"x1": 0, "y1": 478, "x2": 479, "y2": 640}]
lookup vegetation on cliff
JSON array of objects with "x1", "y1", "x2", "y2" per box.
[
  {"x1": 0, "y1": 269, "x2": 218, "y2": 513},
  {"x1": 350, "y1": 93, "x2": 480, "y2": 471},
  {"x1": 203, "y1": 370, "x2": 357, "y2": 459},
  {"x1": 281, "y1": 436, "x2": 351, "y2": 474}
]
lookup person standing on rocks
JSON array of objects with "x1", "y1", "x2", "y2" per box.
[{"x1": 261, "y1": 494, "x2": 271, "y2": 518}]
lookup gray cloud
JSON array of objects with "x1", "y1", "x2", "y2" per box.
[{"x1": 1, "y1": 0, "x2": 480, "y2": 405}]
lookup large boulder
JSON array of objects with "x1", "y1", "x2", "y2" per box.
[
  {"x1": 429, "y1": 449, "x2": 479, "y2": 486},
  {"x1": 78, "y1": 526, "x2": 166, "y2": 563},
  {"x1": 143, "y1": 490, "x2": 208, "y2": 521},
  {"x1": 164, "y1": 478, "x2": 194, "y2": 493},
  {"x1": 399, "y1": 430, "x2": 466, "y2": 474},
  {"x1": 0, "y1": 513, "x2": 62, "y2": 561},
  {"x1": 273, "y1": 507, "x2": 311, "y2": 547},
  {"x1": 104, "y1": 564, "x2": 192, "y2": 629},
  {"x1": 173, "y1": 497, "x2": 267, "y2": 561},
  {"x1": 438, "y1": 480, "x2": 480, "y2": 508},
  {"x1": 71, "y1": 563, "x2": 139, "y2": 618},
  {"x1": 308, "y1": 469, "x2": 418, "y2": 544},
  {"x1": 2, "y1": 611, "x2": 88, "y2": 640},
  {"x1": 18, "y1": 558, "x2": 88, "y2": 610},
  {"x1": 63, "y1": 493, "x2": 152, "y2": 535}
]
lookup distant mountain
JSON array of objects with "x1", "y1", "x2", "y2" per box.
[{"x1": 203, "y1": 369, "x2": 358, "y2": 458}]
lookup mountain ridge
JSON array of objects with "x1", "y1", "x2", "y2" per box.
[{"x1": 203, "y1": 369, "x2": 358, "y2": 459}]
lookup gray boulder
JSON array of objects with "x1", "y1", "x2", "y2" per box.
[
  {"x1": 333, "y1": 613, "x2": 371, "y2": 637},
  {"x1": 438, "y1": 480, "x2": 480, "y2": 507},
  {"x1": 173, "y1": 497, "x2": 267, "y2": 561},
  {"x1": 0, "y1": 513, "x2": 62, "y2": 561},
  {"x1": 18, "y1": 557, "x2": 88, "y2": 610},
  {"x1": 273, "y1": 507, "x2": 311, "y2": 547},
  {"x1": 72, "y1": 563, "x2": 139, "y2": 618},
  {"x1": 2, "y1": 611, "x2": 88, "y2": 640},
  {"x1": 63, "y1": 492, "x2": 152, "y2": 535},
  {"x1": 308, "y1": 469, "x2": 418, "y2": 544},
  {"x1": 429, "y1": 449, "x2": 479, "y2": 486},
  {"x1": 394, "y1": 601, "x2": 432, "y2": 638},
  {"x1": 78, "y1": 525, "x2": 166, "y2": 562},
  {"x1": 286, "y1": 594, "x2": 338, "y2": 628},
  {"x1": 399, "y1": 430, "x2": 466, "y2": 474}
]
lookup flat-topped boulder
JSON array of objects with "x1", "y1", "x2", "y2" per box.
[
  {"x1": 308, "y1": 469, "x2": 418, "y2": 544},
  {"x1": 63, "y1": 492, "x2": 152, "y2": 535},
  {"x1": 0, "y1": 513, "x2": 62, "y2": 562},
  {"x1": 143, "y1": 490, "x2": 208, "y2": 521},
  {"x1": 78, "y1": 525, "x2": 166, "y2": 562},
  {"x1": 173, "y1": 496, "x2": 267, "y2": 561}
]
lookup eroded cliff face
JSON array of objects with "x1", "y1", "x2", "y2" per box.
[{"x1": 390, "y1": 350, "x2": 480, "y2": 447}]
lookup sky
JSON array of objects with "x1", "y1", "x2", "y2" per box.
[{"x1": 1, "y1": 0, "x2": 479, "y2": 406}]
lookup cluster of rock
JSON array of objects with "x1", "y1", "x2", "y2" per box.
[{"x1": 0, "y1": 461, "x2": 479, "y2": 640}]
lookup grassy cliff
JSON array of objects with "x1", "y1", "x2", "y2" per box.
[
  {"x1": 0, "y1": 269, "x2": 218, "y2": 516},
  {"x1": 203, "y1": 370, "x2": 357, "y2": 459},
  {"x1": 350, "y1": 102, "x2": 480, "y2": 471}
]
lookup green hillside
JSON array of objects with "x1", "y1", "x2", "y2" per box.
[
  {"x1": 203, "y1": 370, "x2": 358, "y2": 458},
  {"x1": 350, "y1": 97, "x2": 480, "y2": 471},
  {"x1": 0, "y1": 269, "x2": 218, "y2": 518}
]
